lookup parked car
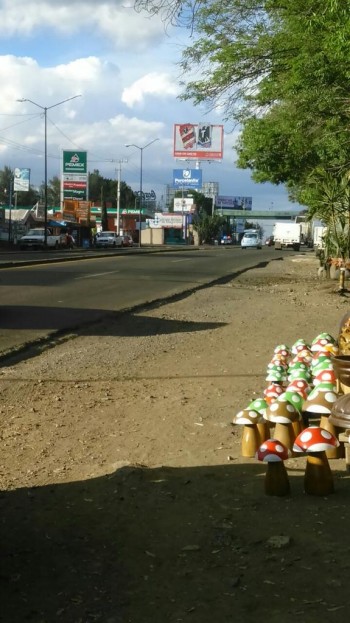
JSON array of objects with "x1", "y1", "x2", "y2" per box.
[
  {"x1": 220, "y1": 235, "x2": 233, "y2": 245},
  {"x1": 121, "y1": 235, "x2": 134, "y2": 247},
  {"x1": 95, "y1": 231, "x2": 123, "y2": 248},
  {"x1": 241, "y1": 231, "x2": 262, "y2": 249}
]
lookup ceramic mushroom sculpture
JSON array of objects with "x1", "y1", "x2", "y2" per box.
[
  {"x1": 264, "y1": 382, "x2": 284, "y2": 405},
  {"x1": 256, "y1": 439, "x2": 291, "y2": 496},
  {"x1": 247, "y1": 398, "x2": 270, "y2": 443},
  {"x1": 233, "y1": 408, "x2": 263, "y2": 457},
  {"x1": 301, "y1": 382, "x2": 338, "y2": 428},
  {"x1": 265, "y1": 393, "x2": 301, "y2": 451},
  {"x1": 293, "y1": 426, "x2": 339, "y2": 496}
]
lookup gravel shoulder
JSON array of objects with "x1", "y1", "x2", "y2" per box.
[{"x1": 1, "y1": 251, "x2": 350, "y2": 623}]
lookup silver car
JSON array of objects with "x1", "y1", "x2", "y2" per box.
[
  {"x1": 241, "y1": 232, "x2": 262, "y2": 249},
  {"x1": 95, "y1": 231, "x2": 123, "y2": 248}
]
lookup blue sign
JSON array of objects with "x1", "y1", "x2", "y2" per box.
[{"x1": 173, "y1": 168, "x2": 202, "y2": 189}]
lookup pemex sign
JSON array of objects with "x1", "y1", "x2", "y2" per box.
[
  {"x1": 62, "y1": 151, "x2": 88, "y2": 201},
  {"x1": 63, "y1": 151, "x2": 87, "y2": 174}
]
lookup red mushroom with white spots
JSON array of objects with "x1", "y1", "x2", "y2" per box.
[
  {"x1": 256, "y1": 439, "x2": 291, "y2": 496},
  {"x1": 264, "y1": 382, "x2": 284, "y2": 404},
  {"x1": 293, "y1": 426, "x2": 339, "y2": 495}
]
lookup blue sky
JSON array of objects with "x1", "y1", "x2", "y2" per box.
[{"x1": 0, "y1": 0, "x2": 302, "y2": 214}]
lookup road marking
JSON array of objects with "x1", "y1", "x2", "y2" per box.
[
  {"x1": 171, "y1": 258, "x2": 193, "y2": 263},
  {"x1": 75, "y1": 271, "x2": 120, "y2": 279}
]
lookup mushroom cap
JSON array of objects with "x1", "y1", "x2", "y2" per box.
[
  {"x1": 288, "y1": 361, "x2": 310, "y2": 374},
  {"x1": 302, "y1": 383, "x2": 338, "y2": 415},
  {"x1": 313, "y1": 368, "x2": 337, "y2": 387},
  {"x1": 311, "y1": 334, "x2": 336, "y2": 352},
  {"x1": 311, "y1": 351, "x2": 333, "y2": 368},
  {"x1": 264, "y1": 383, "x2": 284, "y2": 404},
  {"x1": 284, "y1": 390, "x2": 305, "y2": 413},
  {"x1": 273, "y1": 344, "x2": 290, "y2": 359},
  {"x1": 286, "y1": 378, "x2": 311, "y2": 398},
  {"x1": 323, "y1": 343, "x2": 339, "y2": 357},
  {"x1": 265, "y1": 393, "x2": 301, "y2": 423},
  {"x1": 290, "y1": 350, "x2": 312, "y2": 365},
  {"x1": 267, "y1": 362, "x2": 287, "y2": 374},
  {"x1": 288, "y1": 368, "x2": 312, "y2": 383},
  {"x1": 293, "y1": 426, "x2": 339, "y2": 453},
  {"x1": 233, "y1": 408, "x2": 264, "y2": 425},
  {"x1": 291, "y1": 338, "x2": 308, "y2": 354},
  {"x1": 266, "y1": 370, "x2": 286, "y2": 383},
  {"x1": 256, "y1": 439, "x2": 291, "y2": 462},
  {"x1": 267, "y1": 358, "x2": 288, "y2": 370},
  {"x1": 248, "y1": 398, "x2": 268, "y2": 415}
]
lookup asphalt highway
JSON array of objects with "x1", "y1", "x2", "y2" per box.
[{"x1": 0, "y1": 245, "x2": 289, "y2": 361}]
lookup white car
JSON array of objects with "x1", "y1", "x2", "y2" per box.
[
  {"x1": 95, "y1": 231, "x2": 123, "y2": 248},
  {"x1": 241, "y1": 231, "x2": 262, "y2": 249}
]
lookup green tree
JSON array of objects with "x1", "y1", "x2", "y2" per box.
[
  {"x1": 192, "y1": 211, "x2": 224, "y2": 244},
  {"x1": 38, "y1": 176, "x2": 60, "y2": 207},
  {"x1": 135, "y1": 1, "x2": 350, "y2": 216},
  {"x1": 88, "y1": 169, "x2": 135, "y2": 208}
]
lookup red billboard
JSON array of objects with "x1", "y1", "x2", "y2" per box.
[{"x1": 173, "y1": 123, "x2": 224, "y2": 160}]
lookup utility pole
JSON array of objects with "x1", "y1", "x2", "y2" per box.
[{"x1": 116, "y1": 159, "x2": 128, "y2": 235}]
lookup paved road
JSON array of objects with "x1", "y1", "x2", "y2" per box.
[{"x1": 0, "y1": 245, "x2": 287, "y2": 361}]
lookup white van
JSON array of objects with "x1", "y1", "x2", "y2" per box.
[
  {"x1": 95, "y1": 231, "x2": 123, "y2": 248},
  {"x1": 241, "y1": 230, "x2": 262, "y2": 249}
]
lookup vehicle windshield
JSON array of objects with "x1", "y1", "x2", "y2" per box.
[
  {"x1": 100, "y1": 232, "x2": 115, "y2": 237},
  {"x1": 244, "y1": 233, "x2": 258, "y2": 239},
  {"x1": 26, "y1": 229, "x2": 44, "y2": 235}
]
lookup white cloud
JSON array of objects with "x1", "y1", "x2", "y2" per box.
[
  {"x1": 0, "y1": 1, "x2": 302, "y2": 210},
  {"x1": 0, "y1": 1, "x2": 166, "y2": 49},
  {"x1": 122, "y1": 73, "x2": 180, "y2": 108}
]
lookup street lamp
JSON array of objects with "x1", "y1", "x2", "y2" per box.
[
  {"x1": 17, "y1": 94, "x2": 81, "y2": 247},
  {"x1": 125, "y1": 139, "x2": 159, "y2": 247}
]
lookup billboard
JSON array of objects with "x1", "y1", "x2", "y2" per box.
[
  {"x1": 148, "y1": 212, "x2": 183, "y2": 229},
  {"x1": 173, "y1": 197, "x2": 194, "y2": 213},
  {"x1": 14, "y1": 168, "x2": 30, "y2": 192},
  {"x1": 62, "y1": 151, "x2": 88, "y2": 201},
  {"x1": 173, "y1": 168, "x2": 202, "y2": 189},
  {"x1": 215, "y1": 196, "x2": 252, "y2": 210},
  {"x1": 173, "y1": 123, "x2": 224, "y2": 160}
]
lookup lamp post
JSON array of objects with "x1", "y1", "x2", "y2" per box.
[
  {"x1": 17, "y1": 95, "x2": 81, "y2": 247},
  {"x1": 125, "y1": 139, "x2": 159, "y2": 247}
]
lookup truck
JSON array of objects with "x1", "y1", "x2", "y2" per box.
[
  {"x1": 273, "y1": 222, "x2": 301, "y2": 251},
  {"x1": 313, "y1": 225, "x2": 327, "y2": 251},
  {"x1": 19, "y1": 228, "x2": 65, "y2": 250}
]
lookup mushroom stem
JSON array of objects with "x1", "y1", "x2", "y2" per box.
[
  {"x1": 265, "y1": 462, "x2": 290, "y2": 496},
  {"x1": 273, "y1": 422, "x2": 295, "y2": 451},
  {"x1": 257, "y1": 421, "x2": 270, "y2": 445},
  {"x1": 241, "y1": 424, "x2": 260, "y2": 457},
  {"x1": 304, "y1": 451, "x2": 334, "y2": 495},
  {"x1": 319, "y1": 416, "x2": 345, "y2": 459}
]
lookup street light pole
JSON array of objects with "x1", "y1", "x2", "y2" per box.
[
  {"x1": 125, "y1": 139, "x2": 159, "y2": 247},
  {"x1": 17, "y1": 94, "x2": 81, "y2": 247},
  {"x1": 115, "y1": 159, "x2": 128, "y2": 235}
]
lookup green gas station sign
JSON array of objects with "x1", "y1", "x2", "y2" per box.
[{"x1": 63, "y1": 151, "x2": 87, "y2": 174}]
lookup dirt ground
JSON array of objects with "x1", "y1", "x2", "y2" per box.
[{"x1": 1, "y1": 251, "x2": 350, "y2": 623}]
